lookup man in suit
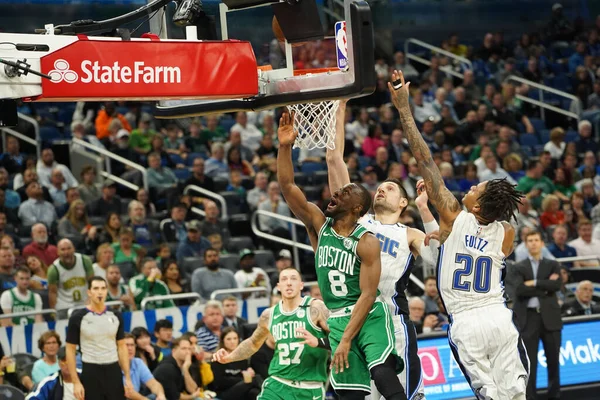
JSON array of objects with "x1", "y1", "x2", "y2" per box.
[
  {"x1": 221, "y1": 295, "x2": 247, "y2": 338},
  {"x1": 507, "y1": 230, "x2": 562, "y2": 400},
  {"x1": 562, "y1": 280, "x2": 600, "y2": 316}
]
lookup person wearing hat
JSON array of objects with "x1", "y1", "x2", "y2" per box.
[
  {"x1": 127, "y1": 114, "x2": 157, "y2": 155},
  {"x1": 175, "y1": 220, "x2": 211, "y2": 263},
  {"x1": 25, "y1": 346, "x2": 81, "y2": 400},
  {"x1": 269, "y1": 249, "x2": 293, "y2": 291},
  {"x1": 234, "y1": 249, "x2": 272, "y2": 300},
  {"x1": 87, "y1": 179, "x2": 123, "y2": 218},
  {"x1": 108, "y1": 130, "x2": 144, "y2": 188}
]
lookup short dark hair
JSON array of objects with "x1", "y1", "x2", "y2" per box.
[
  {"x1": 424, "y1": 276, "x2": 436, "y2": 285},
  {"x1": 15, "y1": 266, "x2": 31, "y2": 276},
  {"x1": 171, "y1": 336, "x2": 190, "y2": 349},
  {"x1": 80, "y1": 165, "x2": 96, "y2": 178},
  {"x1": 131, "y1": 326, "x2": 151, "y2": 340},
  {"x1": 88, "y1": 276, "x2": 107, "y2": 289},
  {"x1": 354, "y1": 184, "x2": 372, "y2": 216},
  {"x1": 477, "y1": 178, "x2": 523, "y2": 222},
  {"x1": 527, "y1": 160, "x2": 541, "y2": 171},
  {"x1": 123, "y1": 333, "x2": 135, "y2": 341},
  {"x1": 154, "y1": 319, "x2": 173, "y2": 333},
  {"x1": 203, "y1": 248, "x2": 219, "y2": 258},
  {"x1": 525, "y1": 231, "x2": 543, "y2": 241},
  {"x1": 38, "y1": 330, "x2": 62, "y2": 353}
]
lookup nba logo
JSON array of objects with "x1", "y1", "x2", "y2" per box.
[{"x1": 335, "y1": 21, "x2": 348, "y2": 71}]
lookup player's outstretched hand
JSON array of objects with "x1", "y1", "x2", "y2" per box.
[
  {"x1": 331, "y1": 340, "x2": 350, "y2": 373},
  {"x1": 74, "y1": 382, "x2": 85, "y2": 400},
  {"x1": 296, "y1": 327, "x2": 318, "y2": 348},
  {"x1": 387, "y1": 70, "x2": 411, "y2": 111},
  {"x1": 424, "y1": 231, "x2": 440, "y2": 246},
  {"x1": 278, "y1": 111, "x2": 298, "y2": 146},
  {"x1": 415, "y1": 179, "x2": 429, "y2": 209},
  {"x1": 212, "y1": 348, "x2": 230, "y2": 363}
]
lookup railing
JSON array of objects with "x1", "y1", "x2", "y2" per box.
[
  {"x1": 67, "y1": 302, "x2": 124, "y2": 317},
  {"x1": 555, "y1": 255, "x2": 600, "y2": 265},
  {"x1": 210, "y1": 287, "x2": 268, "y2": 300},
  {"x1": 507, "y1": 75, "x2": 580, "y2": 123},
  {"x1": 17, "y1": 113, "x2": 41, "y2": 158},
  {"x1": 70, "y1": 138, "x2": 148, "y2": 190},
  {"x1": 0, "y1": 308, "x2": 56, "y2": 320},
  {"x1": 0, "y1": 126, "x2": 40, "y2": 160},
  {"x1": 183, "y1": 185, "x2": 228, "y2": 218},
  {"x1": 141, "y1": 293, "x2": 201, "y2": 310},
  {"x1": 404, "y1": 38, "x2": 473, "y2": 79}
]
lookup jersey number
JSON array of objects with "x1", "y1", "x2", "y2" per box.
[
  {"x1": 73, "y1": 290, "x2": 82, "y2": 302},
  {"x1": 452, "y1": 254, "x2": 492, "y2": 293},
  {"x1": 328, "y1": 270, "x2": 348, "y2": 297},
  {"x1": 277, "y1": 342, "x2": 304, "y2": 365}
]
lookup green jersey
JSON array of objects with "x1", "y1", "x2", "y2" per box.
[
  {"x1": 268, "y1": 296, "x2": 328, "y2": 383},
  {"x1": 9, "y1": 288, "x2": 37, "y2": 325},
  {"x1": 315, "y1": 218, "x2": 373, "y2": 310}
]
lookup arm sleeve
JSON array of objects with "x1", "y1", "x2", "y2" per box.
[
  {"x1": 82, "y1": 255, "x2": 94, "y2": 278},
  {"x1": 46, "y1": 266, "x2": 59, "y2": 285},
  {"x1": 154, "y1": 367, "x2": 179, "y2": 400},
  {"x1": 66, "y1": 310, "x2": 84, "y2": 345},
  {"x1": 137, "y1": 359, "x2": 154, "y2": 385},
  {"x1": 0, "y1": 290, "x2": 13, "y2": 313},
  {"x1": 115, "y1": 311, "x2": 125, "y2": 340}
]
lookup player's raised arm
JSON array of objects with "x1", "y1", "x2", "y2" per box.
[
  {"x1": 326, "y1": 99, "x2": 351, "y2": 192},
  {"x1": 388, "y1": 70, "x2": 461, "y2": 234},
  {"x1": 277, "y1": 111, "x2": 326, "y2": 240},
  {"x1": 408, "y1": 179, "x2": 440, "y2": 266},
  {"x1": 331, "y1": 233, "x2": 381, "y2": 373},
  {"x1": 212, "y1": 308, "x2": 271, "y2": 363}
]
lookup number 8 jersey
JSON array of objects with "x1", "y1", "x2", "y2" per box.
[
  {"x1": 315, "y1": 218, "x2": 378, "y2": 310},
  {"x1": 438, "y1": 211, "x2": 507, "y2": 315}
]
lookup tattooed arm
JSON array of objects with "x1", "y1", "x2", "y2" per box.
[
  {"x1": 212, "y1": 308, "x2": 271, "y2": 363},
  {"x1": 388, "y1": 70, "x2": 461, "y2": 243},
  {"x1": 309, "y1": 299, "x2": 331, "y2": 332}
]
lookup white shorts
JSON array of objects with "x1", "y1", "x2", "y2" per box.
[{"x1": 448, "y1": 305, "x2": 530, "y2": 400}]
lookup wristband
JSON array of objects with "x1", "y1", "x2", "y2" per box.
[{"x1": 392, "y1": 79, "x2": 403, "y2": 90}]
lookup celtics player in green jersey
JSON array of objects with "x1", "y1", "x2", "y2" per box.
[
  {"x1": 213, "y1": 267, "x2": 331, "y2": 400},
  {"x1": 277, "y1": 111, "x2": 407, "y2": 400}
]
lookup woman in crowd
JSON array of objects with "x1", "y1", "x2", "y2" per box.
[
  {"x1": 361, "y1": 123, "x2": 385, "y2": 158},
  {"x1": 544, "y1": 127, "x2": 566, "y2": 160},
  {"x1": 148, "y1": 134, "x2": 176, "y2": 169},
  {"x1": 554, "y1": 167, "x2": 577, "y2": 197},
  {"x1": 503, "y1": 153, "x2": 525, "y2": 182},
  {"x1": 31, "y1": 331, "x2": 61, "y2": 385},
  {"x1": 26, "y1": 255, "x2": 48, "y2": 289},
  {"x1": 57, "y1": 199, "x2": 98, "y2": 252},
  {"x1": 160, "y1": 259, "x2": 191, "y2": 306},
  {"x1": 540, "y1": 194, "x2": 565, "y2": 229},
  {"x1": 136, "y1": 188, "x2": 157, "y2": 217},
  {"x1": 227, "y1": 147, "x2": 254, "y2": 177},
  {"x1": 77, "y1": 165, "x2": 101, "y2": 204},
  {"x1": 92, "y1": 243, "x2": 116, "y2": 279},
  {"x1": 458, "y1": 162, "x2": 479, "y2": 194},
  {"x1": 209, "y1": 327, "x2": 262, "y2": 400},
  {"x1": 98, "y1": 212, "x2": 122, "y2": 244},
  {"x1": 131, "y1": 327, "x2": 163, "y2": 372},
  {"x1": 111, "y1": 227, "x2": 143, "y2": 264},
  {"x1": 569, "y1": 191, "x2": 591, "y2": 225}
]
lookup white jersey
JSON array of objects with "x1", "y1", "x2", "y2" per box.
[
  {"x1": 52, "y1": 254, "x2": 89, "y2": 310},
  {"x1": 438, "y1": 211, "x2": 507, "y2": 315},
  {"x1": 359, "y1": 214, "x2": 415, "y2": 316}
]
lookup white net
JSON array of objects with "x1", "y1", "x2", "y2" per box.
[{"x1": 288, "y1": 100, "x2": 340, "y2": 150}]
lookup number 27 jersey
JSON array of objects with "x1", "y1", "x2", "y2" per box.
[{"x1": 438, "y1": 211, "x2": 507, "y2": 315}]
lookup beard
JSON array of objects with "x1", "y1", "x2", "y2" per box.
[
  {"x1": 373, "y1": 198, "x2": 396, "y2": 214},
  {"x1": 206, "y1": 262, "x2": 219, "y2": 271}
]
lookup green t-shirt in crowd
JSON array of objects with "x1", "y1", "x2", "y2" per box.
[
  {"x1": 516, "y1": 175, "x2": 557, "y2": 209},
  {"x1": 111, "y1": 243, "x2": 143, "y2": 264},
  {"x1": 129, "y1": 129, "x2": 157, "y2": 152},
  {"x1": 128, "y1": 274, "x2": 175, "y2": 309}
]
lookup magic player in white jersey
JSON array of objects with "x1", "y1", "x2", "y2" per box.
[
  {"x1": 326, "y1": 100, "x2": 440, "y2": 400},
  {"x1": 388, "y1": 70, "x2": 529, "y2": 400}
]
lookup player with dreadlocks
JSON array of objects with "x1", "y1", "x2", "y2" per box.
[{"x1": 388, "y1": 70, "x2": 529, "y2": 400}]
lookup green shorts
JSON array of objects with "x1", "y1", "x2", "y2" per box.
[
  {"x1": 328, "y1": 300, "x2": 402, "y2": 392},
  {"x1": 257, "y1": 376, "x2": 326, "y2": 400}
]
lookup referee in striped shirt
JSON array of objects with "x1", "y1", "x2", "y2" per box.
[{"x1": 66, "y1": 276, "x2": 133, "y2": 400}]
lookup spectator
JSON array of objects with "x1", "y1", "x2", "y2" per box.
[
  {"x1": 48, "y1": 168, "x2": 68, "y2": 208},
  {"x1": 98, "y1": 212, "x2": 122, "y2": 245},
  {"x1": 570, "y1": 192, "x2": 590, "y2": 226},
  {"x1": 576, "y1": 121, "x2": 598, "y2": 155},
  {"x1": 92, "y1": 243, "x2": 115, "y2": 279},
  {"x1": 127, "y1": 200, "x2": 160, "y2": 247},
  {"x1": 22, "y1": 223, "x2": 58, "y2": 266},
  {"x1": 148, "y1": 135, "x2": 178, "y2": 169},
  {"x1": 490, "y1": 93, "x2": 534, "y2": 133},
  {"x1": 154, "y1": 319, "x2": 174, "y2": 357},
  {"x1": 71, "y1": 120, "x2": 106, "y2": 152},
  {"x1": 162, "y1": 203, "x2": 188, "y2": 243},
  {"x1": 122, "y1": 333, "x2": 166, "y2": 400},
  {"x1": 562, "y1": 280, "x2": 600, "y2": 316},
  {"x1": 371, "y1": 147, "x2": 390, "y2": 182},
  {"x1": 205, "y1": 143, "x2": 229, "y2": 178},
  {"x1": 269, "y1": 249, "x2": 293, "y2": 291},
  {"x1": 496, "y1": 57, "x2": 521, "y2": 84},
  {"x1": 221, "y1": 295, "x2": 247, "y2": 334},
  {"x1": 128, "y1": 114, "x2": 156, "y2": 155},
  {"x1": 246, "y1": 172, "x2": 268, "y2": 211},
  {"x1": 17, "y1": 167, "x2": 51, "y2": 203},
  {"x1": 523, "y1": 57, "x2": 542, "y2": 83},
  {"x1": 164, "y1": 125, "x2": 186, "y2": 158},
  {"x1": 0, "y1": 169, "x2": 20, "y2": 210},
  {"x1": 131, "y1": 327, "x2": 163, "y2": 372},
  {"x1": 129, "y1": 258, "x2": 175, "y2": 310},
  {"x1": 540, "y1": 194, "x2": 565, "y2": 229},
  {"x1": 231, "y1": 112, "x2": 263, "y2": 152},
  {"x1": 207, "y1": 233, "x2": 227, "y2": 255},
  {"x1": 191, "y1": 248, "x2": 238, "y2": 300},
  {"x1": 47, "y1": 239, "x2": 94, "y2": 314},
  {"x1": 26, "y1": 255, "x2": 48, "y2": 290},
  {"x1": 184, "y1": 158, "x2": 215, "y2": 193},
  {"x1": 255, "y1": 133, "x2": 277, "y2": 166},
  {"x1": 516, "y1": 197, "x2": 542, "y2": 232},
  {"x1": 147, "y1": 152, "x2": 179, "y2": 205},
  {"x1": 18, "y1": 182, "x2": 57, "y2": 227},
  {"x1": 514, "y1": 226, "x2": 556, "y2": 262},
  {"x1": 105, "y1": 264, "x2": 135, "y2": 311},
  {"x1": 568, "y1": 221, "x2": 600, "y2": 267},
  {"x1": 58, "y1": 199, "x2": 98, "y2": 250},
  {"x1": 391, "y1": 51, "x2": 419, "y2": 81},
  {"x1": 136, "y1": 188, "x2": 157, "y2": 217},
  {"x1": 25, "y1": 346, "x2": 80, "y2": 400},
  {"x1": 195, "y1": 300, "x2": 224, "y2": 357},
  {"x1": 77, "y1": 166, "x2": 101, "y2": 205},
  {"x1": 478, "y1": 156, "x2": 517, "y2": 184},
  {"x1": 200, "y1": 115, "x2": 228, "y2": 147},
  {"x1": 0, "y1": 136, "x2": 25, "y2": 175},
  {"x1": 227, "y1": 147, "x2": 254, "y2": 177},
  {"x1": 87, "y1": 180, "x2": 122, "y2": 218},
  {"x1": 568, "y1": 41, "x2": 587, "y2": 74},
  {"x1": 36, "y1": 149, "x2": 78, "y2": 189},
  {"x1": 224, "y1": 131, "x2": 254, "y2": 164},
  {"x1": 110, "y1": 131, "x2": 144, "y2": 187},
  {"x1": 234, "y1": 249, "x2": 271, "y2": 299},
  {"x1": 544, "y1": 127, "x2": 566, "y2": 160},
  {"x1": 95, "y1": 102, "x2": 132, "y2": 141},
  {"x1": 184, "y1": 119, "x2": 207, "y2": 153},
  {"x1": 407, "y1": 296, "x2": 426, "y2": 334},
  {"x1": 462, "y1": 70, "x2": 481, "y2": 103},
  {"x1": 547, "y1": 225, "x2": 577, "y2": 267},
  {"x1": 161, "y1": 260, "x2": 191, "y2": 306},
  {"x1": 517, "y1": 161, "x2": 566, "y2": 210},
  {"x1": 257, "y1": 182, "x2": 290, "y2": 234},
  {"x1": 554, "y1": 167, "x2": 577, "y2": 198},
  {"x1": 153, "y1": 337, "x2": 202, "y2": 400},
  {"x1": 0, "y1": 267, "x2": 43, "y2": 326},
  {"x1": 112, "y1": 228, "x2": 144, "y2": 265},
  {"x1": 209, "y1": 327, "x2": 262, "y2": 400},
  {"x1": 421, "y1": 276, "x2": 440, "y2": 314},
  {"x1": 31, "y1": 331, "x2": 61, "y2": 385},
  {"x1": 176, "y1": 220, "x2": 211, "y2": 262},
  {"x1": 56, "y1": 187, "x2": 81, "y2": 219},
  {"x1": 226, "y1": 170, "x2": 248, "y2": 203},
  {"x1": 199, "y1": 201, "x2": 231, "y2": 243},
  {"x1": 0, "y1": 248, "x2": 15, "y2": 294}
]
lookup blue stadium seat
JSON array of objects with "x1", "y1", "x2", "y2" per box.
[
  {"x1": 218, "y1": 191, "x2": 243, "y2": 215},
  {"x1": 358, "y1": 156, "x2": 371, "y2": 170},
  {"x1": 186, "y1": 152, "x2": 207, "y2": 166},
  {"x1": 565, "y1": 130, "x2": 579, "y2": 143},
  {"x1": 226, "y1": 236, "x2": 255, "y2": 254},
  {"x1": 169, "y1": 154, "x2": 184, "y2": 165},
  {"x1": 300, "y1": 162, "x2": 325, "y2": 174},
  {"x1": 219, "y1": 116, "x2": 235, "y2": 133},
  {"x1": 518, "y1": 133, "x2": 540, "y2": 147},
  {"x1": 39, "y1": 126, "x2": 61, "y2": 143},
  {"x1": 174, "y1": 168, "x2": 191, "y2": 181},
  {"x1": 533, "y1": 145, "x2": 545, "y2": 155},
  {"x1": 529, "y1": 118, "x2": 546, "y2": 133},
  {"x1": 538, "y1": 129, "x2": 550, "y2": 144},
  {"x1": 302, "y1": 185, "x2": 323, "y2": 202},
  {"x1": 520, "y1": 146, "x2": 533, "y2": 159}
]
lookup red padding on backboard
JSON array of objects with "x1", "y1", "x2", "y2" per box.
[{"x1": 39, "y1": 39, "x2": 258, "y2": 101}]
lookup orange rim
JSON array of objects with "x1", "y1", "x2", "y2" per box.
[{"x1": 294, "y1": 67, "x2": 341, "y2": 76}]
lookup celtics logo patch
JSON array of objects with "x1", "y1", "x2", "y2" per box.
[{"x1": 343, "y1": 238, "x2": 353, "y2": 249}]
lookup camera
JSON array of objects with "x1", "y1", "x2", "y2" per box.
[{"x1": 172, "y1": 0, "x2": 203, "y2": 26}]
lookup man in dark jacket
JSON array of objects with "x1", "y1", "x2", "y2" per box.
[
  {"x1": 161, "y1": 204, "x2": 188, "y2": 243},
  {"x1": 507, "y1": 231, "x2": 562, "y2": 400},
  {"x1": 153, "y1": 337, "x2": 201, "y2": 400},
  {"x1": 26, "y1": 347, "x2": 80, "y2": 400},
  {"x1": 562, "y1": 280, "x2": 600, "y2": 316}
]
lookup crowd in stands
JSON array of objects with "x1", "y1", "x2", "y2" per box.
[{"x1": 0, "y1": 2, "x2": 599, "y2": 398}]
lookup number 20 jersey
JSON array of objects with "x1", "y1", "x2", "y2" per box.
[{"x1": 438, "y1": 211, "x2": 507, "y2": 316}]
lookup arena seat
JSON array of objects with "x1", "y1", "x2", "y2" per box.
[
  {"x1": 302, "y1": 185, "x2": 323, "y2": 202},
  {"x1": 182, "y1": 257, "x2": 203, "y2": 279},
  {"x1": 300, "y1": 162, "x2": 325, "y2": 174},
  {"x1": 226, "y1": 236, "x2": 255, "y2": 253},
  {"x1": 293, "y1": 172, "x2": 309, "y2": 186},
  {"x1": 218, "y1": 191, "x2": 243, "y2": 215},
  {"x1": 0, "y1": 385, "x2": 26, "y2": 400},
  {"x1": 564, "y1": 130, "x2": 579, "y2": 143},
  {"x1": 219, "y1": 254, "x2": 240, "y2": 272},
  {"x1": 568, "y1": 267, "x2": 600, "y2": 283},
  {"x1": 310, "y1": 170, "x2": 329, "y2": 186},
  {"x1": 254, "y1": 249, "x2": 276, "y2": 268},
  {"x1": 116, "y1": 261, "x2": 136, "y2": 281},
  {"x1": 228, "y1": 213, "x2": 252, "y2": 237},
  {"x1": 212, "y1": 177, "x2": 230, "y2": 192},
  {"x1": 519, "y1": 133, "x2": 540, "y2": 148}
]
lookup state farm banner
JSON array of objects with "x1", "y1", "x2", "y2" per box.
[{"x1": 39, "y1": 38, "x2": 258, "y2": 101}]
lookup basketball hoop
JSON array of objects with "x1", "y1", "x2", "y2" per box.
[{"x1": 288, "y1": 100, "x2": 339, "y2": 150}]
